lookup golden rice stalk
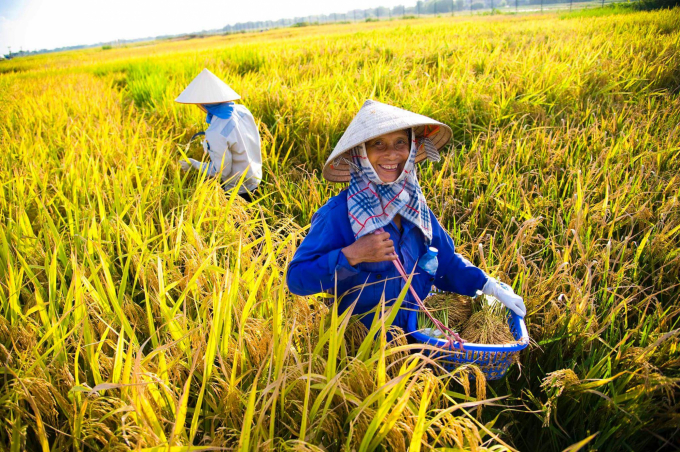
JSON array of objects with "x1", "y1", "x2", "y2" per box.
[
  {"x1": 426, "y1": 293, "x2": 473, "y2": 329},
  {"x1": 344, "y1": 319, "x2": 369, "y2": 354},
  {"x1": 540, "y1": 369, "x2": 579, "y2": 398},
  {"x1": 460, "y1": 302, "x2": 514, "y2": 345},
  {"x1": 539, "y1": 369, "x2": 580, "y2": 427},
  {"x1": 418, "y1": 293, "x2": 473, "y2": 332}
]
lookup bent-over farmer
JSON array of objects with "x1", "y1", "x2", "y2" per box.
[
  {"x1": 286, "y1": 100, "x2": 526, "y2": 335},
  {"x1": 176, "y1": 68, "x2": 262, "y2": 201}
]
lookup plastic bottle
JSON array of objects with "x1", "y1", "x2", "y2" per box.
[
  {"x1": 421, "y1": 327, "x2": 444, "y2": 338},
  {"x1": 418, "y1": 247, "x2": 439, "y2": 276}
]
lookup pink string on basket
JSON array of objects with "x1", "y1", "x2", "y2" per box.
[{"x1": 374, "y1": 228, "x2": 465, "y2": 351}]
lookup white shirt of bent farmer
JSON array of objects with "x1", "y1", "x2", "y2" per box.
[{"x1": 188, "y1": 104, "x2": 262, "y2": 194}]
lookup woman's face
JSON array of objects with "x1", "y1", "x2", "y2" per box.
[{"x1": 365, "y1": 130, "x2": 410, "y2": 183}]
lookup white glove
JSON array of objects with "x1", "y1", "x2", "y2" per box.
[
  {"x1": 179, "y1": 160, "x2": 191, "y2": 172},
  {"x1": 482, "y1": 277, "x2": 526, "y2": 317},
  {"x1": 201, "y1": 139, "x2": 209, "y2": 155}
]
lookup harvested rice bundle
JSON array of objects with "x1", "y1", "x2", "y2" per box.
[
  {"x1": 460, "y1": 295, "x2": 515, "y2": 344},
  {"x1": 417, "y1": 293, "x2": 472, "y2": 336},
  {"x1": 418, "y1": 292, "x2": 516, "y2": 344},
  {"x1": 426, "y1": 293, "x2": 472, "y2": 328}
]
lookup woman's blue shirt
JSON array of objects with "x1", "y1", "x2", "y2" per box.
[{"x1": 286, "y1": 189, "x2": 488, "y2": 330}]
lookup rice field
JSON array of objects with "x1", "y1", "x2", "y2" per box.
[{"x1": 1, "y1": 6, "x2": 679, "y2": 451}]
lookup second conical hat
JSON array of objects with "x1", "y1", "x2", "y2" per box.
[
  {"x1": 175, "y1": 68, "x2": 241, "y2": 104},
  {"x1": 322, "y1": 100, "x2": 452, "y2": 182}
]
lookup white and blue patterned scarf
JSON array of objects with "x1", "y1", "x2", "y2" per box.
[{"x1": 346, "y1": 128, "x2": 433, "y2": 244}]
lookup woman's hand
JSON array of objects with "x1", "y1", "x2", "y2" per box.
[
  {"x1": 341, "y1": 232, "x2": 395, "y2": 267},
  {"x1": 482, "y1": 277, "x2": 527, "y2": 317}
]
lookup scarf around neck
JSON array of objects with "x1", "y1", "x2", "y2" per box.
[
  {"x1": 203, "y1": 102, "x2": 235, "y2": 124},
  {"x1": 346, "y1": 128, "x2": 433, "y2": 244}
]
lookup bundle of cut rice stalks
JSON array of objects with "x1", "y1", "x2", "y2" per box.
[
  {"x1": 417, "y1": 293, "x2": 470, "y2": 336},
  {"x1": 418, "y1": 292, "x2": 515, "y2": 344},
  {"x1": 460, "y1": 295, "x2": 515, "y2": 344}
]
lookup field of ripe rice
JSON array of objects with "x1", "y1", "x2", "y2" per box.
[{"x1": 1, "y1": 7, "x2": 679, "y2": 451}]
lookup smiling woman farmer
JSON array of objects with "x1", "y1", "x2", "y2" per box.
[{"x1": 286, "y1": 100, "x2": 525, "y2": 335}]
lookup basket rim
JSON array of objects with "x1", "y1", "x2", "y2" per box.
[{"x1": 406, "y1": 292, "x2": 530, "y2": 352}]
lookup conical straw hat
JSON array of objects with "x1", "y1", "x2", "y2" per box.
[
  {"x1": 323, "y1": 100, "x2": 452, "y2": 182},
  {"x1": 175, "y1": 68, "x2": 241, "y2": 104}
]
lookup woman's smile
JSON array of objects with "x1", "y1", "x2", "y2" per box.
[{"x1": 378, "y1": 163, "x2": 399, "y2": 171}]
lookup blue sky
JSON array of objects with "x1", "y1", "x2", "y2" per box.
[{"x1": 1, "y1": 0, "x2": 412, "y2": 53}]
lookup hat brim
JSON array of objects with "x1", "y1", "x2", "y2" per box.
[
  {"x1": 175, "y1": 95, "x2": 241, "y2": 104},
  {"x1": 323, "y1": 123, "x2": 452, "y2": 183}
]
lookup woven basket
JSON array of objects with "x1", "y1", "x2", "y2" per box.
[{"x1": 407, "y1": 293, "x2": 529, "y2": 380}]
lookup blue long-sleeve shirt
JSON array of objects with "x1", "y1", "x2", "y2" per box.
[{"x1": 286, "y1": 189, "x2": 488, "y2": 331}]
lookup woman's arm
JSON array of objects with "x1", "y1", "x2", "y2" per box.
[
  {"x1": 205, "y1": 125, "x2": 233, "y2": 179},
  {"x1": 286, "y1": 211, "x2": 360, "y2": 296},
  {"x1": 430, "y1": 213, "x2": 488, "y2": 297},
  {"x1": 187, "y1": 158, "x2": 211, "y2": 172}
]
